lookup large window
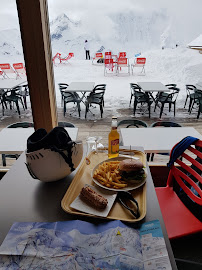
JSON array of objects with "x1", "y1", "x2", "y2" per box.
[
  {"x1": 0, "y1": 0, "x2": 57, "y2": 131},
  {"x1": 0, "y1": 1, "x2": 33, "y2": 124},
  {"x1": 0, "y1": 0, "x2": 202, "y2": 129}
]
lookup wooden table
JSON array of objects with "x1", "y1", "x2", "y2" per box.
[
  {"x1": 121, "y1": 127, "x2": 202, "y2": 153},
  {"x1": 0, "y1": 127, "x2": 78, "y2": 154},
  {"x1": 0, "y1": 146, "x2": 177, "y2": 269}
]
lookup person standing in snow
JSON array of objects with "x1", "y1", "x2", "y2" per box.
[{"x1": 84, "y1": 40, "x2": 90, "y2": 60}]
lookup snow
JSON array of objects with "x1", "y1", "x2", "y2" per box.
[
  {"x1": 0, "y1": 46, "x2": 202, "y2": 120},
  {"x1": 0, "y1": 29, "x2": 23, "y2": 56},
  {"x1": 53, "y1": 46, "x2": 202, "y2": 116}
]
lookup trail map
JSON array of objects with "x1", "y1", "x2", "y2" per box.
[{"x1": 0, "y1": 219, "x2": 171, "y2": 270}]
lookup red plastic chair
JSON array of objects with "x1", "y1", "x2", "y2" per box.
[
  {"x1": 117, "y1": 57, "x2": 130, "y2": 75},
  {"x1": 105, "y1": 51, "x2": 112, "y2": 60},
  {"x1": 118, "y1": 52, "x2": 126, "y2": 58},
  {"x1": 0, "y1": 70, "x2": 6, "y2": 79},
  {"x1": 52, "y1": 52, "x2": 61, "y2": 65},
  {"x1": 60, "y1": 53, "x2": 74, "y2": 64},
  {"x1": 13, "y1": 63, "x2": 26, "y2": 79},
  {"x1": 104, "y1": 58, "x2": 116, "y2": 76},
  {"x1": 0, "y1": 63, "x2": 16, "y2": 79},
  {"x1": 155, "y1": 139, "x2": 202, "y2": 240},
  {"x1": 131, "y1": 57, "x2": 146, "y2": 75}
]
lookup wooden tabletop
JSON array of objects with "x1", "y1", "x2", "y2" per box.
[
  {"x1": 0, "y1": 146, "x2": 177, "y2": 269},
  {"x1": 121, "y1": 127, "x2": 202, "y2": 153},
  {"x1": 0, "y1": 127, "x2": 78, "y2": 154}
]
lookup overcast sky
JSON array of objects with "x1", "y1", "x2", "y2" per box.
[{"x1": 0, "y1": 0, "x2": 202, "y2": 43}]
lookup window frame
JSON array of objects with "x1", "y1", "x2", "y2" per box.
[{"x1": 16, "y1": 0, "x2": 57, "y2": 131}]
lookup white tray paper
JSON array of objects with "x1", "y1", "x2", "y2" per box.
[{"x1": 70, "y1": 184, "x2": 117, "y2": 217}]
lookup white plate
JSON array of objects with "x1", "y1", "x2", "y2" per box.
[
  {"x1": 92, "y1": 156, "x2": 147, "y2": 192},
  {"x1": 70, "y1": 184, "x2": 117, "y2": 217}
]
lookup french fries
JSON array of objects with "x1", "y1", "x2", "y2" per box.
[{"x1": 93, "y1": 161, "x2": 128, "y2": 189}]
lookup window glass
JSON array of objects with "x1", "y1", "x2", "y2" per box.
[
  {"x1": 0, "y1": 1, "x2": 33, "y2": 122},
  {"x1": 0, "y1": 0, "x2": 202, "y2": 168},
  {"x1": 47, "y1": 0, "x2": 202, "y2": 163},
  {"x1": 47, "y1": 0, "x2": 202, "y2": 123},
  {"x1": 0, "y1": 0, "x2": 32, "y2": 168}
]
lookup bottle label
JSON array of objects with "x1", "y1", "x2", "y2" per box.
[{"x1": 111, "y1": 139, "x2": 119, "y2": 154}]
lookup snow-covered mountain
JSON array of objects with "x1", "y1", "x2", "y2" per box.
[
  {"x1": 50, "y1": 11, "x2": 176, "y2": 59},
  {"x1": 50, "y1": 14, "x2": 81, "y2": 41},
  {"x1": 0, "y1": 29, "x2": 23, "y2": 57},
  {"x1": 0, "y1": 10, "x2": 185, "y2": 59}
]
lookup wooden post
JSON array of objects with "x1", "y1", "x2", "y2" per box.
[{"x1": 16, "y1": 0, "x2": 58, "y2": 132}]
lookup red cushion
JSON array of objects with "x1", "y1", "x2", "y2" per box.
[{"x1": 155, "y1": 187, "x2": 202, "y2": 239}]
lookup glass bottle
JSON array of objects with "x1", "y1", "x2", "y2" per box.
[{"x1": 108, "y1": 116, "x2": 119, "y2": 158}]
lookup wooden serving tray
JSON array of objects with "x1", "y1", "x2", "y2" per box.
[{"x1": 61, "y1": 150, "x2": 147, "y2": 222}]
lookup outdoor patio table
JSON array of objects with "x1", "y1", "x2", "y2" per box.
[
  {"x1": 120, "y1": 127, "x2": 202, "y2": 154},
  {"x1": 0, "y1": 79, "x2": 27, "y2": 92},
  {"x1": 65, "y1": 81, "x2": 95, "y2": 104},
  {"x1": 137, "y1": 82, "x2": 169, "y2": 92},
  {"x1": 135, "y1": 82, "x2": 170, "y2": 115},
  {"x1": 0, "y1": 146, "x2": 177, "y2": 269},
  {"x1": 196, "y1": 81, "x2": 202, "y2": 90},
  {"x1": 0, "y1": 127, "x2": 78, "y2": 154},
  {"x1": 137, "y1": 81, "x2": 170, "y2": 103}
]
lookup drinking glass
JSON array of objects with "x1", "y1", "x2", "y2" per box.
[
  {"x1": 85, "y1": 136, "x2": 103, "y2": 164},
  {"x1": 86, "y1": 136, "x2": 97, "y2": 155}
]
